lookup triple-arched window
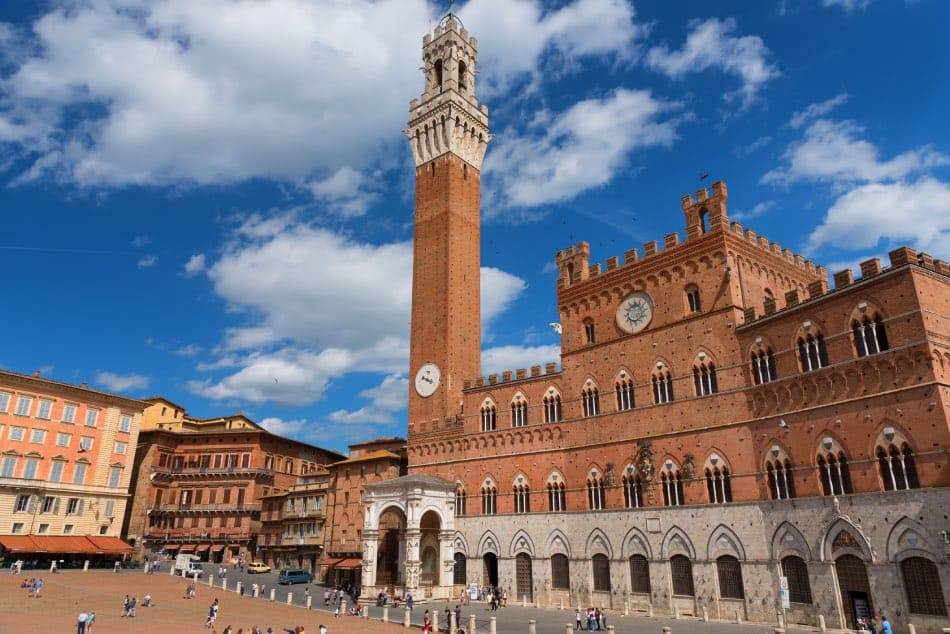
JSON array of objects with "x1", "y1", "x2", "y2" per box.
[
  {"x1": 480, "y1": 400, "x2": 496, "y2": 432},
  {"x1": 547, "y1": 473, "x2": 566, "y2": 512},
  {"x1": 582, "y1": 382, "x2": 600, "y2": 417},
  {"x1": 693, "y1": 359, "x2": 718, "y2": 396},
  {"x1": 798, "y1": 331, "x2": 829, "y2": 372},
  {"x1": 751, "y1": 347, "x2": 777, "y2": 384},
  {"x1": 652, "y1": 367, "x2": 674, "y2": 404},
  {"x1": 543, "y1": 390, "x2": 563, "y2": 423},
  {"x1": 853, "y1": 313, "x2": 889, "y2": 357},
  {"x1": 587, "y1": 469, "x2": 605, "y2": 510},
  {"x1": 877, "y1": 443, "x2": 918, "y2": 491},
  {"x1": 661, "y1": 461, "x2": 684, "y2": 507},
  {"x1": 705, "y1": 455, "x2": 732, "y2": 503},
  {"x1": 511, "y1": 394, "x2": 528, "y2": 428},
  {"x1": 513, "y1": 478, "x2": 530, "y2": 514},
  {"x1": 817, "y1": 439, "x2": 852, "y2": 496},
  {"x1": 481, "y1": 479, "x2": 497, "y2": 515},
  {"x1": 622, "y1": 467, "x2": 642, "y2": 508},
  {"x1": 765, "y1": 448, "x2": 796, "y2": 500},
  {"x1": 615, "y1": 374, "x2": 635, "y2": 411}
]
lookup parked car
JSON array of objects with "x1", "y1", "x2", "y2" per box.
[
  {"x1": 247, "y1": 562, "x2": 271, "y2": 574},
  {"x1": 278, "y1": 569, "x2": 313, "y2": 585}
]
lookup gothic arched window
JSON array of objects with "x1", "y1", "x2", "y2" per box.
[
  {"x1": 615, "y1": 374, "x2": 635, "y2": 411},
  {"x1": 480, "y1": 479, "x2": 497, "y2": 515},
  {"x1": 661, "y1": 461, "x2": 684, "y2": 507},
  {"x1": 751, "y1": 347, "x2": 777, "y2": 384},
  {"x1": 693, "y1": 358, "x2": 718, "y2": 396},
  {"x1": 546, "y1": 473, "x2": 566, "y2": 512},
  {"x1": 853, "y1": 313, "x2": 889, "y2": 357},
  {"x1": 817, "y1": 438, "x2": 852, "y2": 496},
  {"x1": 480, "y1": 400, "x2": 497, "y2": 432},
  {"x1": 510, "y1": 394, "x2": 528, "y2": 428},
  {"x1": 877, "y1": 443, "x2": 919, "y2": 491},
  {"x1": 622, "y1": 466, "x2": 642, "y2": 508},
  {"x1": 543, "y1": 389, "x2": 563, "y2": 423},
  {"x1": 652, "y1": 367, "x2": 674, "y2": 404},
  {"x1": 587, "y1": 469, "x2": 605, "y2": 510},
  {"x1": 582, "y1": 382, "x2": 600, "y2": 417},
  {"x1": 765, "y1": 446, "x2": 796, "y2": 500},
  {"x1": 798, "y1": 331, "x2": 829, "y2": 372}
]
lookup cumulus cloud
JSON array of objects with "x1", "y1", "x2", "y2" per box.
[
  {"x1": 188, "y1": 219, "x2": 528, "y2": 405},
  {"x1": 174, "y1": 344, "x2": 203, "y2": 357},
  {"x1": 646, "y1": 17, "x2": 778, "y2": 107},
  {"x1": 306, "y1": 166, "x2": 380, "y2": 218},
  {"x1": 732, "y1": 200, "x2": 776, "y2": 222},
  {"x1": 485, "y1": 88, "x2": 679, "y2": 209},
  {"x1": 822, "y1": 0, "x2": 872, "y2": 10},
  {"x1": 0, "y1": 0, "x2": 641, "y2": 188},
  {"x1": 184, "y1": 254, "x2": 206, "y2": 276},
  {"x1": 481, "y1": 344, "x2": 561, "y2": 375},
  {"x1": 806, "y1": 178, "x2": 950, "y2": 257},
  {"x1": 328, "y1": 374, "x2": 408, "y2": 425},
  {"x1": 763, "y1": 119, "x2": 948, "y2": 186},
  {"x1": 95, "y1": 371, "x2": 150, "y2": 392},
  {"x1": 137, "y1": 254, "x2": 158, "y2": 268},
  {"x1": 259, "y1": 416, "x2": 309, "y2": 437}
]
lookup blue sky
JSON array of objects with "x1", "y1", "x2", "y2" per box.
[{"x1": 0, "y1": 0, "x2": 947, "y2": 452}]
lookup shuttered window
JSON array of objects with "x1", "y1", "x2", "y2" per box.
[
  {"x1": 781, "y1": 556, "x2": 813, "y2": 605},
  {"x1": 592, "y1": 554, "x2": 611, "y2": 592},
  {"x1": 901, "y1": 557, "x2": 947, "y2": 616},
  {"x1": 716, "y1": 556, "x2": 744, "y2": 599},
  {"x1": 629, "y1": 554, "x2": 650, "y2": 594},
  {"x1": 670, "y1": 555, "x2": 694, "y2": 596},
  {"x1": 551, "y1": 554, "x2": 570, "y2": 590}
]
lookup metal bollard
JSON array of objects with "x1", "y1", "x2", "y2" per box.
[
  {"x1": 528, "y1": 619, "x2": 536, "y2": 634},
  {"x1": 405, "y1": 608, "x2": 412, "y2": 628},
  {"x1": 383, "y1": 606, "x2": 389, "y2": 623},
  {"x1": 469, "y1": 613, "x2": 477, "y2": 634},
  {"x1": 818, "y1": 614, "x2": 827, "y2": 632},
  {"x1": 269, "y1": 588, "x2": 276, "y2": 601},
  {"x1": 306, "y1": 595, "x2": 312, "y2": 609},
  {"x1": 490, "y1": 616, "x2": 497, "y2": 634}
]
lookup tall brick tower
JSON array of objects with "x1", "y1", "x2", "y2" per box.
[{"x1": 406, "y1": 15, "x2": 491, "y2": 435}]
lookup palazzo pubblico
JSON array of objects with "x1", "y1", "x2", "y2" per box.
[{"x1": 360, "y1": 15, "x2": 950, "y2": 633}]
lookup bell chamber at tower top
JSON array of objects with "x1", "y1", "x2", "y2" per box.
[{"x1": 406, "y1": 14, "x2": 492, "y2": 170}]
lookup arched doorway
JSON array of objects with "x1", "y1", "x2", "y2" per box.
[
  {"x1": 376, "y1": 506, "x2": 406, "y2": 588},
  {"x1": 453, "y1": 552, "x2": 467, "y2": 585},
  {"x1": 419, "y1": 510, "x2": 441, "y2": 588},
  {"x1": 515, "y1": 553, "x2": 533, "y2": 601},
  {"x1": 836, "y1": 554, "x2": 872, "y2": 629},
  {"x1": 483, "y1": 553, "x2": 499, "y2": 587}
]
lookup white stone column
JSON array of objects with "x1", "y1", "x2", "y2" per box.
[
  {"x1": 439, "y1": 529, "x2": 454, "y2": 597},
  {"x1": 362, "y1": 529, "x2": 379, "y2": 595},
  {"x1": 404, "y1": 528, "x2": 422, "y2": 593}
]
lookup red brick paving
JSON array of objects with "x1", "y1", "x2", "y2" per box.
[{"x1": 0, "y1": 571, "x2": 405, "y2": 633}]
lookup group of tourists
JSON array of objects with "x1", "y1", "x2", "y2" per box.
[
  {"x1": 18, "y1": 576, "x2": 43, "y2": 598},
  {"x1": 574, "y1": 607, "x2": 608, "y2": 631},
  {"x1": 75, "y1": 610, "x2": 97, "y2": 633},
  {"x1": 858, "y1": 614, "x2": 894, "y2": 634}
]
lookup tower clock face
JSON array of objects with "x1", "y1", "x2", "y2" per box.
[
  {"x1": 616, "y1": 292, "x2": 655, "y2": 334},
  {"x1": 414, "y1": 362, "x2": 441, "y2": 398}
]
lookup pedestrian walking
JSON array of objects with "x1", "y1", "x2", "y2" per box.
[
  {"x1": 129, "y1": 595, "x2": 137, "y2": 617},
  {"x1": 454, "y1": 605, "x2": 461, "y2": 630},
  {"x1": 575, "y1": 608, "x2": 582, "y2": 631},
  {"x1": 114, "y1": 561, "x2": 121, "y2": 573},
  {"x1": 407, "y1": 592, "x2": 413, "y2": 611},
  {"x1": 600, "y1": 607, "x2": 607, "y2": 630},
  {"x1": 422, "y1": 609, "x2": 431, "y2": 633},
  {"x1": 77, "y1": 611, "x2": 88, "y2": 634},
  {"x1": 881, "y1": 615, "x2": 893, "y2": 634},
  {"x1": 324, "y1": 589, "x2": 330, "y2": 606},
  {"x1": 86, "y1": 611, "x2": 96, "y2": 633}
]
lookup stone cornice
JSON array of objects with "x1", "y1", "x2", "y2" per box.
[{"x1": 0, "y1": 369, "x2": 148, "y2": 411}]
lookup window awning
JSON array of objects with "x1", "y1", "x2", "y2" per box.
[
  {"x1": 85, "y1": 536, "x2": 133, "y2": 554},
  {"x1": 179, "y1": 544, "x2": 196, "y2": 553},
  {"x1": 210, "y1": 545, "x2": 225, "y2": 552},
  {"x1": 195, "y1": 544, "x2": 210, "y2": 553},
  {"x1": 0, "y1": 536, "x2": 41, "y2": 553},
  {"x1": 320, "y1": 558, "x2": 343, "y2": 568},
  {"x1": 0, "y1": 535, "x2": 131, "y2": 554},
  {"x1": 163, "y1": 544, "x2": 180, "y2": 552},
  {"x1": 333, "y1": 558, "x2": 362, "y2": 570}
]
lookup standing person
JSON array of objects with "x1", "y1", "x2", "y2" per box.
[
  {"x1": 32, "y1": 578, "x2": 43, "y2": 598},
  {"x1": 406, "y1": 592, "x2": 413, "y2": 611},
  {"x1": 575, "y1": 608, "x2": 583, "y2": 631},
  {"x1": 86, "y1": 611, "x2": 96, "y2": 633},
  {"x1": 454, "y1": 605, "x2": 461, "y2": 630},
  {"x1": 122, "y1": 595, "x2": 130, "y2": 617},
  {"x1": 318, "y1": 625, "x2": 327, "y2": 634},
  {"x1": 324, "y1": 589, "x2": 330, "y2": 606},
  {"x1": 129, "y1": 595, "x2": 137, "y2": 618},
  {"x1": 444, "y1": 607, "x2": 452, "y2": 630},
  {"x1": 600, "y1": 608, "x2": 607, "y2": 630},
  {"x1": 880, "y1": 615, "x2": 893, "y2": 634},
  {"x1": 77, "y1": 611, "x2": 88, "y2": 634},
  {"x1": 422, "y1": 609, "x2": 431, "y2": 633}
]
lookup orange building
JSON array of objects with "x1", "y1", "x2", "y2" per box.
[
  {"x1": 124, "y1": 398, "x2": 343, "y2": 563},
  {"x1": 0, "y1": 369, "x2": 144, "y2": 566},
  {"x1": 361, "y1": 15, "x2": 950, "y2": 634}
]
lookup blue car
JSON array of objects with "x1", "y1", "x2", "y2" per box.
[{"x1": 278, "y1": 569, "x2": 313, "y2": 585}]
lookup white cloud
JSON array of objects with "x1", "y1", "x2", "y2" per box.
[
  {"x1": 190, "y1": 220, "x2": 527, "y2": 405},
  {"x1": 306, "y1": 166, "x2": 380, "y2": 218},
  {"x1": 137, "y1": 254, "x2": 158, "y2": 268},
  {"x1": 806, "y1": 178, "x2": 950, "y2": 257},
  {"x1": 481, "y1": 344, "x2": 561, "y2": 375},
  {"x1": 131, "y1": 234, "x2": 151, "y2": 248},
  {"x1": 0, "y1": 0, "x2": 641, "y2": 188},
  {"x1": 486, "y1": 88, "x2": 679, "y2": 209},
  {"x1": 823, "y1": 0, "x2": 872, "y2": 10},
  {"x1": 174, "y1": 344, "x2": 202, "y2": 357},
  {"x1": 459, "y1": 0, "x2": 643, "y2": 95},
  {"x1": 646, "y1": 17, "x2": 778, "y2": 107},
  {"x1": 764, "y1": 119, "x2": 948, "y2": 185},
  {"x1": 95, "y1": 371, "x2": 150, "y2": 392},
  {"x1": 732, "y1": 200, "x2": 776, "y2": 222},
  {"x1": 184, "y1": 253, "x2": 206, "y2": 276},
  {"x1": 259, "y1": 416, "x2": 308, "y2": 437},
  {"x1": 789, "y1": 93, "x2": 848, "y2": 129}
]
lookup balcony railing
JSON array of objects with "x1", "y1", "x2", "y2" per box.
[
  {"x1": 143, "y1": 527, "x2": 253, "y2": 541},
  {"x1": 152, "y1": 465, "x2": 275, "y2": 479}
]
